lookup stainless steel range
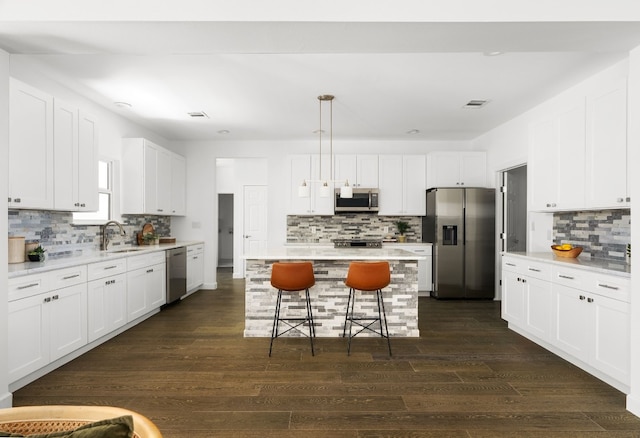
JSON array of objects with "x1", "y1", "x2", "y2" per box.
[{"x1": 333, "y1": 239, "x2": 383, "y2": 248}]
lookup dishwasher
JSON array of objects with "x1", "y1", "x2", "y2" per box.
[{"x1": 166, "y1": 247, "x2": 187, "y2": 304}]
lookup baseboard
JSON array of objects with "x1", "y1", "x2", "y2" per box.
[{"x1": 627, "y1": 393, "x2": 640, "y2": 417}]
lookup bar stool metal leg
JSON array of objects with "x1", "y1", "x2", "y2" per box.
[
  {"x1": 377, "y1": 289, "x2": 392, "y2": 356},
  {"x1": 269, "y1": 289, "x2": 283, "y2": 357}
]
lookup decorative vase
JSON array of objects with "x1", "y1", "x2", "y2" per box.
[
  {"x1": 28, "y1": 253, "x2": 45, "y2": 262},
  {"x1": 397, "y1": 235, "x2": 407, "y2": 243}
]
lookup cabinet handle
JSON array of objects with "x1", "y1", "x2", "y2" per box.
[
  {"x1": 80, "y1": 203, "x2": 86, "y2": 207},
  {"x1": 147, "y1": 269, "x2": 154, "y2": 273},
  {"x1": 14, "y1": 198, "x2": 21, "y2": 203},
  {"x1": 52, "y1": 294, "x2": 59, "y2": 300},
  {"x1": 597, "y1": 283, "x2": 619, "y2": 291},
  {"x1": 579, "y1": 295, "x2": 586, "y2": 300},
  {"x1": 104, "y1": 265, "x2": 118, "y2": 270},
  {"x1": 587, "y1": 297, "x2": 594, "y2": 303},
  {"x1": 74, "y1": 202, "x2": 80, "y2": 207},
  {"x1": 157, "y1": 209, "x2": 163, "y2": 212},
  {"x1": 63, "y1": 274, "x2": 80, "y2": 280},
  {"x1": 17, "y1": 283, "x2": 39, "y2": 290},
  {"x1": 558, "y1": 274, "x2": 574, "y2": 280},
  {"x1": 44, "y1": 297, "x2": 51, "y2": 303},
  {"x1": 7, "y1": 197, "x2": 10, "y2": 202},
  {"x1": 626, "y1": 197, "x2": 631, "y2": 202},
  {"x1": 528, "y1": 268, "x2": 541, "y2": 272},
  {"x1": 505, "y1": 263, "x2": 516, "y2": 267},
  {"x1": 617, "y1": 198, "x2": 624, "y2": 203}
]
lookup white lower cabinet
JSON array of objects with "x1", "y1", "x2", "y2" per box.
[
  {"x1": 502, "y1": 254, "x2": 630, "y2": 391},
  {"x1": 187, "y1": 244, "x2": 205, "y2": 293},
  {"x1": 8, "y1": 272, "x2": 88, "y2": 383},
  {"x1": 391, "y1": 244, "x2": 432, "y2": 293},
  {"x1": 127, "y1": 252, "x2": 166, "y2": 322}
]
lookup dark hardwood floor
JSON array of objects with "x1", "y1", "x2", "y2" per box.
[{"x1": 13, "y1": 268, "x2": 640, "y2": 437}]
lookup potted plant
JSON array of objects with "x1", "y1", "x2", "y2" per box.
[
  {"x1": 142, "y1": 232, "x2": 158, "y2": 245},
  {"x1": 27, "y1": 245, "x2": 46, "y2": 262},
  {"x1": 394, "y1": 221, "x2": 410, "y2": 242}
]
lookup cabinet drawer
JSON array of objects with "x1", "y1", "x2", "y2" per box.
[
  {"x1": 552, "y1": 266, "x2": 587, "y2": 289},
  {"x1": 502, "y1": 256, "x2": 521, "y2": 272},
  {"x1": 8, "y1": 273, "x2": 50, "y2": 301},
  {"x1": 187, "y1": 244, "x2": 204, "y2": 255},
  {"x1": 522, "y1": 260, "x2": 551, "y2": 281},
  {"x1": 127, "y1": 251, "x2": 166, "y2": 271},
  {"x1": 49, "y1": 265, "x2": 87, "y2": 290},
  {"x1": 88, "y1": 258, "x2": 128, "y2": 281},
  {"x1": 583, "y1": 272, "x2": 630, "y2": 303}
]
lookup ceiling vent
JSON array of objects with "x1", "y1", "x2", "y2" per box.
[
  {"x1": 463, "y1": 100, "x2": 489, "y2": 109},
  {"x1": 188, "y1": 111, "x2": 209, "y2": 118}
]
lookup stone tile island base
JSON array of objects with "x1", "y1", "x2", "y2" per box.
[{"x1": 244, "y1": 259, "x2": 419, "y2": 337}]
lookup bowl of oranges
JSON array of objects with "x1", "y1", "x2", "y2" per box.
[{"x1": 551, "y1": 243, "x2": 583, "y2": 258}]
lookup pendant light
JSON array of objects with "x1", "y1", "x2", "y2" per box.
[{"x1": 298, "y1": 94, "x2": 352, "y2": 199}]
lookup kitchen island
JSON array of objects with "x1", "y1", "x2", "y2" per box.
[{"x1": 243, "y1": 246, "x2": 426, "y2": 337}]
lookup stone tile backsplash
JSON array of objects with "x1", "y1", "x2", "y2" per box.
[
  {"x1": 287, "y1": 214, "x2": 423, "y2": 243},
  {"x1": 553, "y1": 209, "x2": 630, "y2": 261},
  {"x1": 8, "y1": 210, "x2": 171, "y2": 258}
]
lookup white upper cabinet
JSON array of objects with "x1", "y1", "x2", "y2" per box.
[
  {"x1": 171, "y1": 153, "x2": 186, "y2": 215},
  {"x1": 53, "y1": 102, "x2": 98, "y2": 212},
  {"x1": 333, "y1": 155, "x2": 379, "y2": 188},
  {"x1": 286, "y1": 154, "x2": 334, "y2": 215},
  {"x1": 9, "y1": 78, "x2": 55, "y2": 210},
  {"x1": 585, "y1": 77, "x2": 629, "y2": 208},
  {"x1": 378, "y1": 154, "x2": 426, "y2": 215},
  {"x1": 426, "y1": 151, "x2": 487, "y2": 188},
  {"x1": 529, "y1": 101, "x2": 586, "y2": 211},
  {"x1": 122, "y1": 138, "x2": 186, "y2": 216}
]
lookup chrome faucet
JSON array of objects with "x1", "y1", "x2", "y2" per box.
[{"x1": 101, "y1": 220, "x2": 126, "y2": 251}]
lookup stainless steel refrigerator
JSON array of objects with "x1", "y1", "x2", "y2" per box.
[{"x1": 422, "y1": 188, "x2": 496, "y2": 299}]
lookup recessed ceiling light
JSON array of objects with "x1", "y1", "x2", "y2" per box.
[
  {"x1": 483, "y1": 51, "x2": 504, "y2": 57},
  {"x1": 114, "y1": 101, "x2": 132, "y2": 109},
  {"x1": 312, "y1": 129, "x2": 326, "y2": 134},
  {"x1": 217, "y1": 129, "x2": 230, "y2": 135},
  {"x1": 406, "y1": 129, "x2": 420, "y2": 135},
  {"x1": 188, "y1": 111, "x2": 209, "y2": 118},
  {"x1": 463, "y1": 100, "x2": 490, "y2": 109}
]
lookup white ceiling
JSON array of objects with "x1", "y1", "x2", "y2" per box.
[{"x1": 2, "y1": 18, "x2": 640, "y2": 141}]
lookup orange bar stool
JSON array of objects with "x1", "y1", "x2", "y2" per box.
[
  {"x1": 343, "y1": 261, "x2": 392, "y2": 356},
  {"x1": 269, "y1": 262, "x2": 316, "y2": 357}
]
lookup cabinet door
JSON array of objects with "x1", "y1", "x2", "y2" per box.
[
  {"x1": 171, "y1": 153, "x2": 186, "y2": 215},
  {"x1": 377, "y1": 155, "x2": 403, "y2": 215},
  {"x1": 333, "y1": 155, "x2": 357, "y2": 186},
  {"x1": 585, "y1": 78, "x2": 628, "y2": 208},
  {"x1": 501, "y1": 270, "x2": 526, "y2": 327},
  {"x1": 49, "y1": 283, "x2": 88, "y2": 362},
  {"x1": 403, "y1": 155, "x2": 426, "y2": 215},
  {"x1": 357, "y1": 155, "x2": 379, "y2": 187},
  {"x1": 187, "y1": 252, "x2": 205, "y2": 292},
  {"x1": 53, "y1": 99, "x2": 79, "y2": 211},
  {"x1": 9, "y1": 78, "x2": 55, "y2": 209},
  {"x1": 77, "y1": 111, "x2": 99, "y2": 211},
  {"x1": 88, "y1": 274, "x2": 127, "y2": 342},
  {"x1": 428, "y1": 152, "x2": 460, "y2": 187},
  {"x1": 524, "y1": 277, "x2": 552, "y2": 342},
  {"x1": 147, "y1": 263, "x2": 167, "y2": 310},
  {"x1": 551, "y1": 284, "x2": 590, "y2": 363},
  {"x1": 8, "y1": 294, "x2": 49, "y2": 381},
  {"x1": 529, "y1": 118, "x2": 558, "y2": 210},
  {"x1": 143, "y1": 144, "x2": 158, "y2": 214},
  {"x1": 555, "y1": 103, "x2": 586, "y2": 209},
  {"x1": 310, "y1": 154, "x2": 334, "y2": 214},
  {"x1": 459, "y1": 152, "x2": 486, "y2": 186},
  {"x1": 127, "y1": 267, "x2": 148, "y2": 322},
  {"x1": 591, "y1": 294, "x2": 630, "y2": 384},
  {"x1": 156, "y1": 148, "x2": 173, "y2": 214}
]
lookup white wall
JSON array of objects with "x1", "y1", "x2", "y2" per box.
[
  {"x1": 626, "y1": 46, "x2": 640, "y2": 417},
  {"x1": 0, "y1": 49, "x2": 11, "y2": 407}
]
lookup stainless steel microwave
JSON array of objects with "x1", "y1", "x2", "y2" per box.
[{"x1": 334, "y1": 188, "x2": 379, "y2": 213}]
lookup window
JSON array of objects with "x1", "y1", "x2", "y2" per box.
[{"x1": 73, "y1": 159, "x2": 119, "y2": 224}]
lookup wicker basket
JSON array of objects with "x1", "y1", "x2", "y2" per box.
[
  {"x1": 0, "y1": 405, "x2": 162, "y2": 438},
  {"x1": 551, "y1": 245, "x2": 583, "y2": 258}
]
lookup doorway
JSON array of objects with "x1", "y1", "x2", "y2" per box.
[
  {"x1": 217, "y1": 194, "x2": 233, "y2": 268},
  {"x1": 501, "y1": 165, "x2": 527, "y2": 252}
]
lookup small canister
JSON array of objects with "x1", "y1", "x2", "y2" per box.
[{"x1": 8, "y1": 236, "x2": 26, "y2": 264}]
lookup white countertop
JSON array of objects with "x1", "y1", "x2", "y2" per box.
[
  {"x1": 8, "y1": 241, "x2": 204, "y2": 279},
  {"x1": 244, "y1": 246, "x2": 427, "y2": 261},
  {"x1": 503, "y1": 251, "x2": 630, "y2": 277}
]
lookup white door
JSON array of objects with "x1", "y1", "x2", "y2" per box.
[{"x1": 243, "y1": 186, "x2": 268, "y2": 275}]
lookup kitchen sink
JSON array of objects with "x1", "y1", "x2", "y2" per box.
[{"x1": 108, "y1": 248, "x2": 147, "y2": 253}]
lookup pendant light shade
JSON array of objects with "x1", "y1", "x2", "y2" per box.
[
  {"x1": 298, "y1": 180, "x2": 310, "y2": 198},
  {"x1": 340, "y1": 180, "x2": 353, "y2": 198},
  {"x1": 319, "y1": 181, "x2": 331, "y2": 198}
]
